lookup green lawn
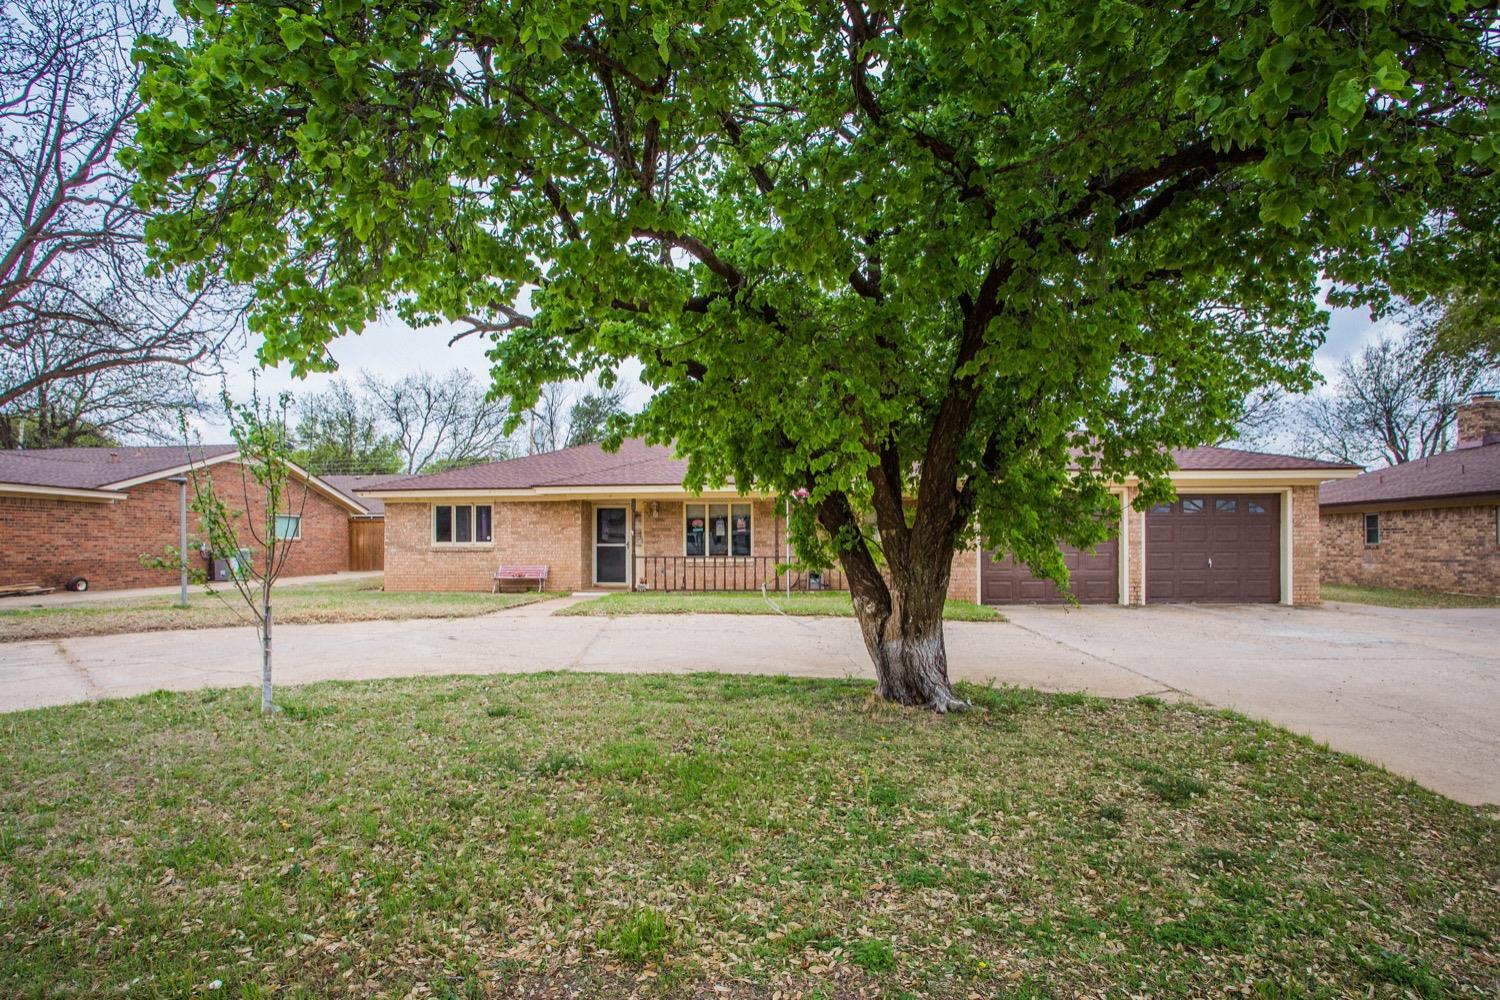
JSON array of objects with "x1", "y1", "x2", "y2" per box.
[
  {"x1": 0, "y1": 577, "x2": 556, "y2": 642},
  {"x1": 1322, "y1": 582, "x2": 1500, "y2": 609},
  {"x1": 2, "y1": 674, "x2": 1495, "y2": 997},
  {"x1": 559, "y1": 589, "x2": 1004, "y2": 621}
]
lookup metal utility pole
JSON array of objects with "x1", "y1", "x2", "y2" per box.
[{"x1": 168, "y1": 476, "x2": 189, "y2": 607}]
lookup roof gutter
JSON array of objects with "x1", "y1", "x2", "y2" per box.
[
  {"x1": 363, "y1": 467, "x2": 1363, "y2": 502},
  {"x1": 0, "y1": 483, "x2": 126, "y2": 503},
  {"x1": 1320, "y1": 489, "x2": 1500, "y2": 511},
  {"x1": 103, "y1": 451, "x2": 372, "y2": 516}
]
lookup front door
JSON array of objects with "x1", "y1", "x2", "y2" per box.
[{"x1": 594, "y1": 506, "x2": 628, "y2": 585}]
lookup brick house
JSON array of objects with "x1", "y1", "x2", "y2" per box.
[
  {"x1": 1320, "y1": 394, "x2": 1500, "y2": 597},
  {"x1": 0, "y1": 446, "x2": 378, "y2": 592},
  {"x1": 361, "y1": 439, "x2": 1357, "y2": 606}
]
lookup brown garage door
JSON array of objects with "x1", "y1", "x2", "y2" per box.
[
  {"x1": 1146, "y1": 494, "x2": 1279, "y2": 603},
  {"x1": 981, "y1": 540, "x2": 1118, "y2": 605}
]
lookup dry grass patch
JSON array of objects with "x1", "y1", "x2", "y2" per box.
[
  {"x1": 1322, "y1": 583, "x2": 1500, "y2": 609},
  {"x1": 0, "y1": 577, "x2": 555, "y2": 642},
  {"x1": 0, "y1": 674, "x2": 1495, "y2": 998}
]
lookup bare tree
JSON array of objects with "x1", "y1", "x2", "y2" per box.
[
  {"x1": 293, "y1": 378, "x2": 400, "y2": 475},
  {"x1": 0, "y1": 348, "x2": 200, "y2": 447},
  {"x1": 184, "y1": 385, "x2": 308, "y2": 715},
  {"x1": 0, "y1": 0, "x2": 239, "y2": 416},
  {"x1": 1295, "y1": 330, "x2": 1491, "y2": 468},
  {"x1": 1226, "y1": 388, "x2": 1293, "y2": 452},
  {"x1": 526, "y1": 382, "x2": 571, "y2": 455},
  {"x1": 360, "y1": 369, "x2": 513, "y2": 473}
]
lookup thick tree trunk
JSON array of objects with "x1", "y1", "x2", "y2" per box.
[
  {"x1": 848, "y1": 573, "x2": 965, "y2": 711},
  {"x1": 824, "y1": 501, "x2": 966, "y2": 711}
]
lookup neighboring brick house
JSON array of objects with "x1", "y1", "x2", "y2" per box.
[
  {"x1": 361, "y1": 439, "x2": 1357, "y2": 606},
  {"x1": 0, "y1": 446, "x2": 375, "y2": 592},
  {"x1": 1320, "y1": 394, "x2": 1500, "y2": 597}
]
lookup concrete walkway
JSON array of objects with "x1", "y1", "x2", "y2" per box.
[{"x1": 1, "y1": 597, "x2": 1496, "y2": 806}]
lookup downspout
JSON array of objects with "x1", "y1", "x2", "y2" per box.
[{"x1": 629, "y1": 498, "x2": 638, "y2": 591}]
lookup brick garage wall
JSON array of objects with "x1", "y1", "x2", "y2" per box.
[
  {"x1": 1123, "y1": 487, "x2": 1146, "y2": 605},
  {"x1": 1321, "y1": 501, "x2": 1500, "y2": 596},
  {"x1": 382, "y1": 499, "x2": 589, "y2": 592},
  {"x1": 1288, "y1": 485, "x2": 1321, "y2": 605},
  {"x1": 946, "y1": 548, "x2": 979, "y2": 603},
  {"x1": 0, "y1": 462, "x2": 351, "y2": 592}
]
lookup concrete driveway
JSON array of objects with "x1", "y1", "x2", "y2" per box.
[{"x1": 2, "y1": 598, "x2": 1496, "y2": 806}]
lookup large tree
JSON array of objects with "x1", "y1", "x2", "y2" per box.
[
  {"x1": 566, "y1": 384, "x2": 630, "y2": 448},
  {"x1": 1296, "y1": 329, "x2": 1491, "y2": 467},
  {"x1": 293, "y1": 377, "x2": 402, "y2": 475},
  {"x1": 0, "y1": 0, "x2": 240, "y2": 413},
  {"x1": 360, "y1": 369, "x2": 513, "y2": 473},
  {"x1": 133, "y1": 1, "x2": 1497, "y2": 709}
]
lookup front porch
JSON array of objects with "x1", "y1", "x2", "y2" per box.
[{"x1": 591, "y1": 497, "x2": 847, "y2": 593}]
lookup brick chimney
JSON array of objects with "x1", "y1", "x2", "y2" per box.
[{"x1": 1456, "y1": 392, "x2": 1500, "y2": 448}]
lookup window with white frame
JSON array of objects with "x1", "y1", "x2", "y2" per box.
[
  {"x1": 273, "y1": 515, "x2": 301, "y2": 541},
  {"x1": 434, "y1": 504, "x2": 493, "y2": 544},
  {"x1": 685, "y1": 502, "x2": 751, "y2": 556},
  {"x1": 1364, "y1": 513, "x2": 1380, "y2": 546}
]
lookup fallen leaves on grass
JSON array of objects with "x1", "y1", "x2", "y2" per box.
[{"x1": 0, "y1": 674, "x2": 1495, "y2": 998}]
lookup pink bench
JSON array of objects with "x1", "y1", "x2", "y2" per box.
[{"x1": 494, "y1": 564, "x2": 549, "y2": 593}]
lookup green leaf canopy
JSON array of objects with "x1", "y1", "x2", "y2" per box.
[{"x1": 131, "y1": 0, "x2": 1498, "y2": 584}]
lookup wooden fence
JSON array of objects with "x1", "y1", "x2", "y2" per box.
[{"x1": 349, "y1": 519, "x2": 384, "y2": 571}]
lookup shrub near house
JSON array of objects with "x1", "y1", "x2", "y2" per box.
[{"x1": 0, "y1": 447, "x2": 376, "y2": 592}]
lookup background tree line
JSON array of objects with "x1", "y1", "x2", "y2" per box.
[
  {"x1": 1233, "y1": 289, "x2": 1497, "y2": 468},
  {"x1": 291, "y1": 370, "x2": 630, "y2": 477}
]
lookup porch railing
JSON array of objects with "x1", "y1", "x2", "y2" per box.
[{"x1": 638, "y1": 555, "x2": 846, "y2": 593}]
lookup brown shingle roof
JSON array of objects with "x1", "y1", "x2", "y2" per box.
[
  {"x1": 1319, "y1": 444, "x2": 1500, "y2": 507},
  {"x1": 371, "y1": 439, "x2": 690, "y2": 491},
  {"x1": 322, "y1": 474, "x2": 406, "y2": 515},
  {"x1": 370, "y1": 438, "x2": 1350, "y2": 493},
  {"x1": 1170, "y1": 446, "x2": 1356, "y2": 472},
  {"x1": 0, "y1": 445, "x2": 236, "y2": 490}
]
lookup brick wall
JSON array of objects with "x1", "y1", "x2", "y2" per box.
[
  {"x1": 382, "y1": 499, "x2": 590, "y2": 592},
  {"x1": 1321, "y1": 501, "x2": 1500, "y2": 596},
  {"x1": 1288, "y1": 485, "x2": 1321, "y2": 605},
  {"x1": 383, "y1": 496, "x2": 799, "y2": 593},
  {"x1": 0, "y1": 462, "x2": 352, "y2": 591},
  {"x1": 946, "y1": 548, "x2": 979, "y2": 603},
  {"x1": 1457, "y1": 396, "x2": 1500, "y2": 447}
]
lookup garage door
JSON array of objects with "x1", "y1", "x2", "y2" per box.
[
  {"x1": 981, "y1": 540, "x2": 1118, "y2": 605},
  {"x1": 1146, "y1": 494, "x2": 1279, "y2": 603}
]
